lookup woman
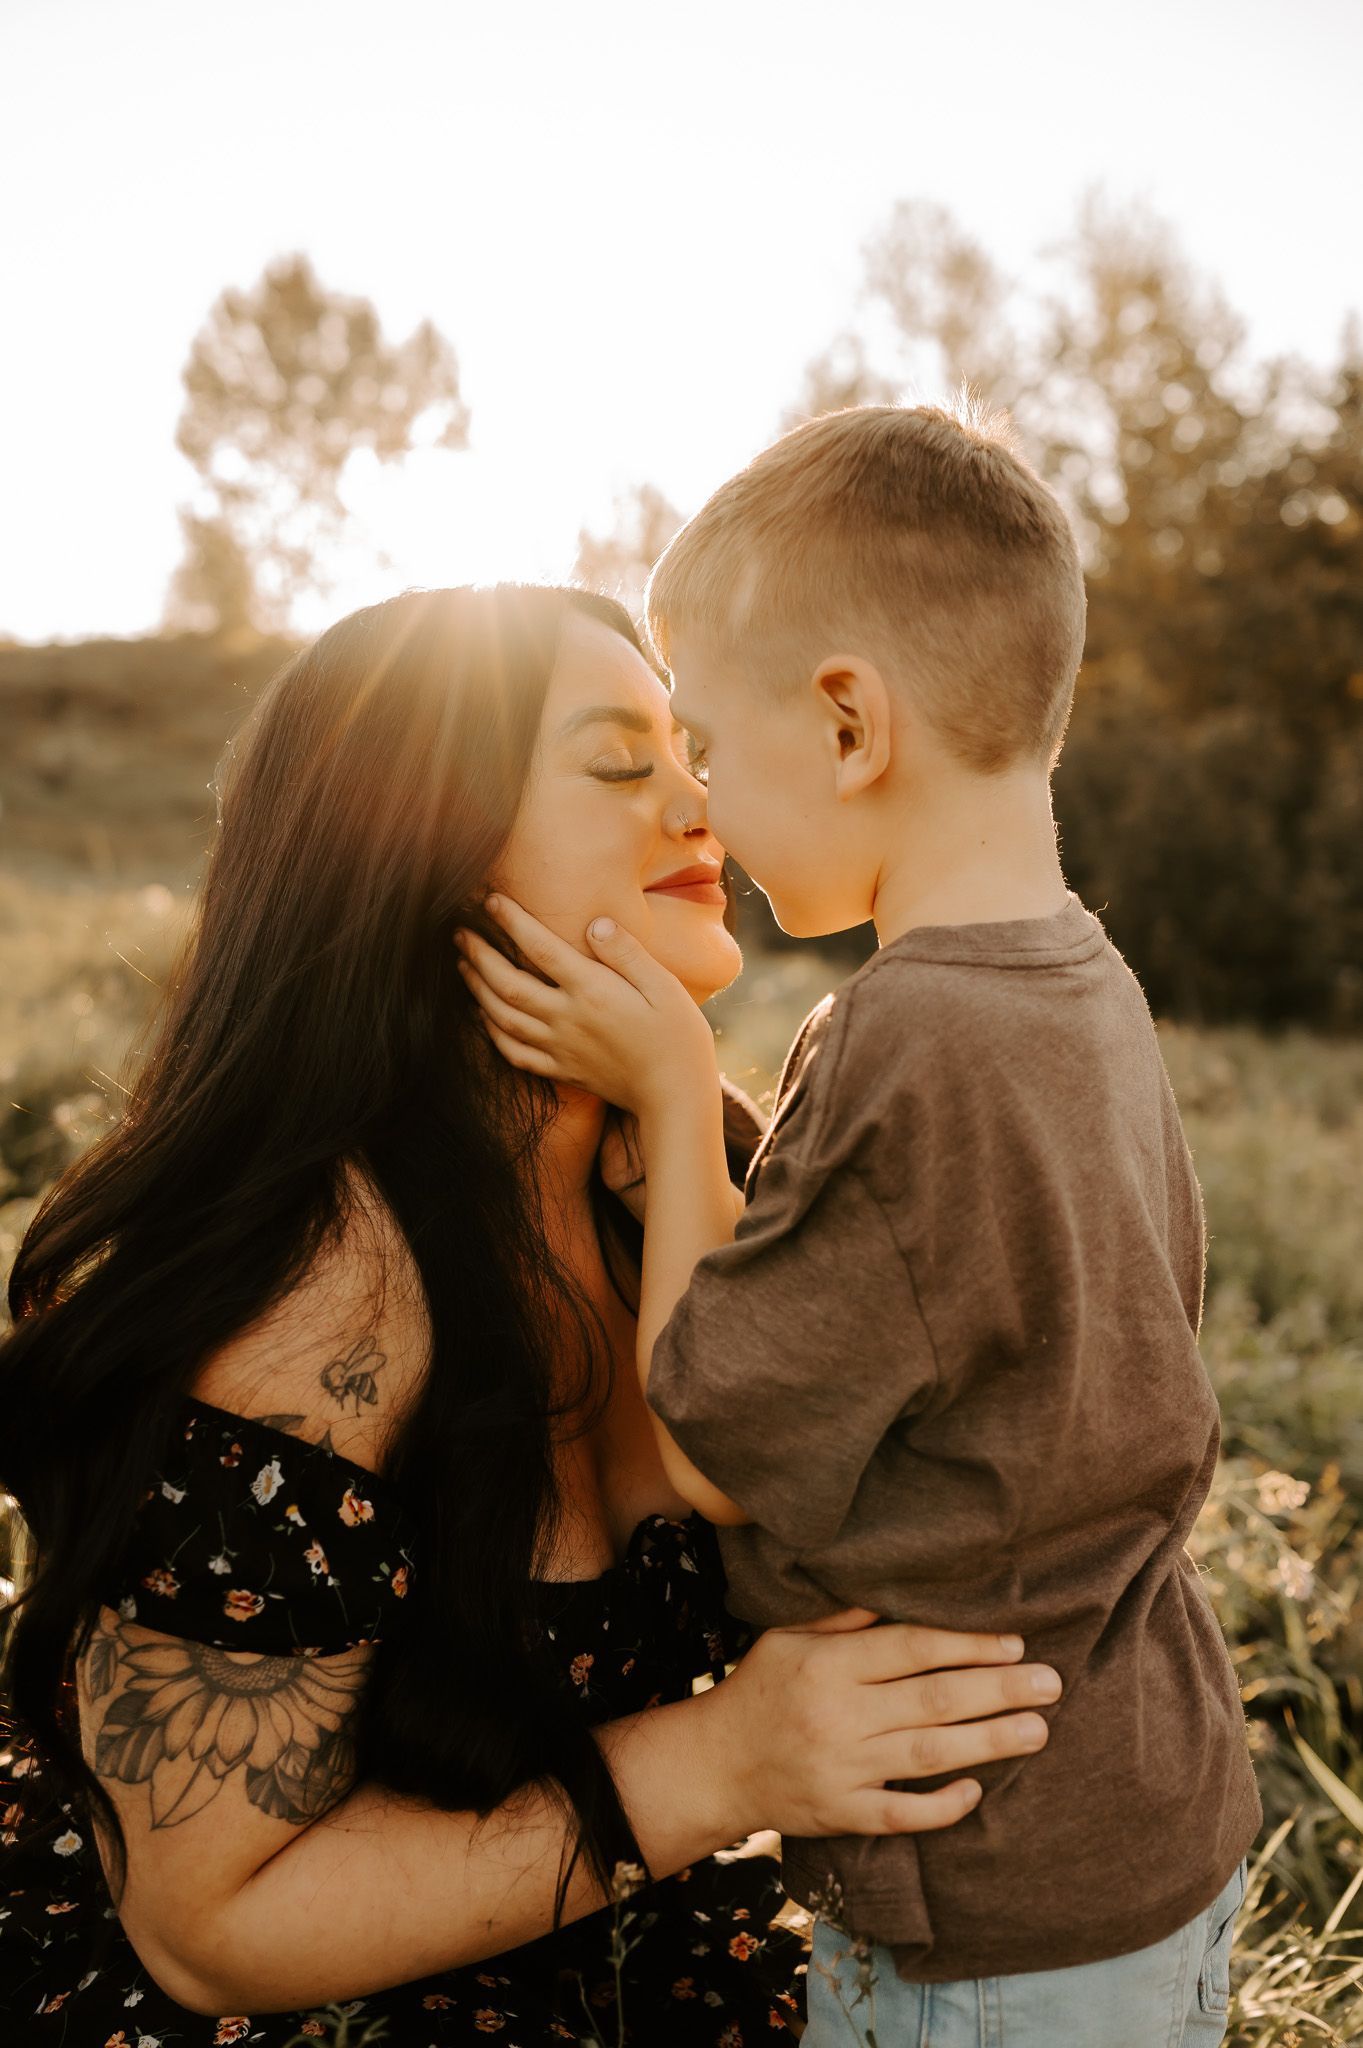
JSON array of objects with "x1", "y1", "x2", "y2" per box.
[{"x1": 0, "y1": 586, "x2": 1057, "y2": 2043}]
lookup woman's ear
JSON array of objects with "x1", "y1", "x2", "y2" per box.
[{"x1": 810, "y1": 656, "x2": 893, "y2": 800}]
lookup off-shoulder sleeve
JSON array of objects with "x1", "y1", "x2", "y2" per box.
[
  {"x1": 102, "y1": 1400, "x2": 417, "y2": 1656},
  {"x1": 647, "y1": 997, "x2": 938, "y2": 1553}
]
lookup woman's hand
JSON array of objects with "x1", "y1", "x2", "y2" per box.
[
  {"x1": 455, "y1": 895, "x2": 717, "y2": 1120},
  {"x1": 716, "y1": 1610, "x2": 1061, "y2": 1838}
]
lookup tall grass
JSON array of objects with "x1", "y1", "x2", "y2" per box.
[{"x1": 3, "y1": 889, "x2": 1362, "y2": 2039}]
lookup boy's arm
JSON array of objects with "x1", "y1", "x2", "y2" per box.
[
  {"x1": 454, "y1": 899, "x2": 753, "y2": 1521},
  {"x1": 634, "y1": 1085, "x2": 753, "y2": 1524}
]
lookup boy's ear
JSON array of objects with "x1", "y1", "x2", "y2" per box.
[{"x1": 810, "y1": 656, "x2": 893, "y2": 800}]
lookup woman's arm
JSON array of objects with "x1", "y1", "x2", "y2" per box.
[{"x1": 83, "y1": 1603, "x2": 1058, "y2": 2016}]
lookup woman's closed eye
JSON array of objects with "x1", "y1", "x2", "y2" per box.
[{"x1": 588, "y1": 755, "x2": 655, "y2": 784}]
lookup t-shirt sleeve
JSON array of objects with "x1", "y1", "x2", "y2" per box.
[{"x1": 647, "y1": 1003, "x2": 938, "y2": 1552}]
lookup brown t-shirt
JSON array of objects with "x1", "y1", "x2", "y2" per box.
[{"x1": 649, "y1": 896, "x2": 1261, "y2": 1982}]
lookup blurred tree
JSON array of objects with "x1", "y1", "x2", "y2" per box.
[
  {"x1": 781, "y1": 332, "x2": 900, "y2": 431},
  {"x1": 166, "y1": 254, "x2": 470, "y2": 632},
  {"x1": 574, "y1": 483, "x2": 685, "y2": 631},
  {"x1": 163, "y1": 512, "x2": 257, "y2": 637}
]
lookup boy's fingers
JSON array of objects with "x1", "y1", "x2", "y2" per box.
[
  {"x1": 482, "y1": 1016, "x2": 558, "y2": 1078},
  {"x1": 584, "y1": 916, "x2": 674, "y2": 1000},
  {"x1": 856, "y1": 1624, "x2": 1027, "y2": 1684},
  {"x1": 459, "y1": 963, "x2": 553, "y2": 1047},
  {"x1": 484, "y1": 895, "x2": 586, "y2": 987},
  {"x1": 459, "y1": 930, "x2": 561, "y2": 1020}
]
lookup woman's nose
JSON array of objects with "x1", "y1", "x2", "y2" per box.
[
  {"x1": 664, "y1": 795, "x2": 710, "y2": 842},
  {"x1": 660, "y1": 763, "x2": 712, "y2": 841}
]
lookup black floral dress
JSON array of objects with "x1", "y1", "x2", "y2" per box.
[{"x1": 1, "y1": 1399, "x2": 809, "y2": 2046}]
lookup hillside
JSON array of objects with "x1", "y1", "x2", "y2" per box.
[{"x1": 0, "y1": 632, "x2": 293, "y2": 880}]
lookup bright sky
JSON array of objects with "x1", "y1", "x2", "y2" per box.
[{"x1": 2, "y1": 0, "x2": 1357, "y2": 641}]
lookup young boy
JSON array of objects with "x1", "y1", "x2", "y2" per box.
[{"x1": 465, "y1": 405, "x2": 1261, "y2": 2044}]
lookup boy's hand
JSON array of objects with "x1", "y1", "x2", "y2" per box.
[{"x1": 455, "y1": 895, "x2": 718, "y2": 1118}]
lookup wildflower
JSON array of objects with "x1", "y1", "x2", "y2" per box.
[
  {"x1": 285, "y1": 1505, "x2": 307, "y2": 1527},
  {"x1": 160, "y1": 1481, "x2": 186, "y2": 1504},
  {"x1": 52, "y1": 1829, "x2": 82, "y2": 1856},
  {"x1": 1257, "y1": 1470, "x2": 1310, "y2": 1517},
  {"x1": 422, "y1": 1993, "x2": 454, "y2": 2009},
  {"x1": 207, "y1": 1553, "x2": 231, "y2": 1575},
  {"x1": 213, "y1": 2021, "x2": 251, "y2": 2044},
  {"x1": 1273, "y1": 1553, "x2": 1315, "y2": 1601},
  {"x1": 610, "y1": 1858, "x2": 646, "y2": 1900},
  {"x1": 140, "y1": 1568, "x2": 178, "y2": 1600},
  {"x1": 672, "y1": 1977, "x2": 697, "y2": 1999},
  {"x1": 339, "y1": 1488, "x2": 374, "y2": 1526},
  {"x1": 303, "y1": 1541, "x2": 330, "y2": 1578},
  {"x1": 223, "y1": 1588, "x2": 266, "y2": 1622},
  {"x1": 569, "y1": 1651, "x2": 595, "y2": 1690},
  {"x1": 220, "y1": 1442, "x2": 243, "y2": 1468},
  {"x1": 729, "y1": 1932, "x2": 759, "y2": 1960},
  {"x1": 391, "y1": 1564, "x2": 410, "y2": 1598},
  {"x1": 474, "y1": 2011, "x2": 507, "y2": 2032}
]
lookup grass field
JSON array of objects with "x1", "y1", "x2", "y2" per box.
[{"x1": 3, "y1": 878, "x2": 1363, "y2": 2041}]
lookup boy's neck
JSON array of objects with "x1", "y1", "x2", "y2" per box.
[{"x1": 871, "y1": 766, "x2": 1069, "y2": 947}]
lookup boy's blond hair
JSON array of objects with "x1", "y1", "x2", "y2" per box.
[{"x1": 645, "y1": 402, "x2": 1087, "y2": 773}]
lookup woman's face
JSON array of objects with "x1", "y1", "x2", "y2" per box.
[{"x1": 494, "y1": 613, "x2": 743, "y2": 1004}]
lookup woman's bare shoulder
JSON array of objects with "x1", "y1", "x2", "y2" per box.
[{"x1": 190, "y1": 1172, "x2": 429, "y2": 1472}]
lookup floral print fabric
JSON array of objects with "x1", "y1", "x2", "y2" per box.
[
  {"x1": 103, "y1": 1399, "x2": 417, "y2": 1655},
  {"x1": 1, "y1": 1399, "x2": 809, "y2": 2043}
]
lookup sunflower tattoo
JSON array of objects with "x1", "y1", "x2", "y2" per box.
[{"x1": 84, "y1": 1613, "x2": 366, "y2": 1829}]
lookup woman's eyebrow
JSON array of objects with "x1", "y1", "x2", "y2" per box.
[{"x1": 556, "y1": 704, "x2": 655, "y2": 740}]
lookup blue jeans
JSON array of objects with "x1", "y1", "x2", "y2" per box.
[{"x1": 803, "y1": 1859, "x2": 1247, "y2": 2047}]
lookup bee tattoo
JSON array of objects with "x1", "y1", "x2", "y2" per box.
[{"x1": 319, "y1": 1334, "x2": 389, "y2": 1414}]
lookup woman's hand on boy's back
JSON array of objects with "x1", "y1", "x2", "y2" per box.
[
  {"x1": 717, "y1": 1609, "x2": 1062, "y2": 1840},
  {"x1": 455, "y1": 894, "x2": 716, "y2": 1117}
]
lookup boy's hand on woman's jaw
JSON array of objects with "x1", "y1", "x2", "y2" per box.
[{"x1": 453, "y1": 894, "x2": 718, "y2": 1120}]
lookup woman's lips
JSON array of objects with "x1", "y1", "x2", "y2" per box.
[
  {"x1": 647, "y1": 879, "x2": 727, "y2": 905},
  {"x1": 645, "y1": 866, "x2": 726, "y2": 906}
]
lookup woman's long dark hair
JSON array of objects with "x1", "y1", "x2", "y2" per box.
[{"x1": 0, "y1": 584, "x2": 660, "y2": 1913}]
